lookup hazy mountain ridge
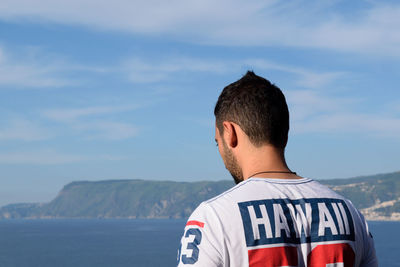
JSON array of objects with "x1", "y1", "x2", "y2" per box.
[
  {"x1": 0, "y1": 179, "x2": 234, "y2": 219},
  {"x1": 1, "y1": 171, "x2": 399, "y2": 220}
]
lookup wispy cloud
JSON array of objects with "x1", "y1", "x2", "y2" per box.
[
  {"x1": 0, "y1": 46, "x2": 107, "y2": 88},
  {"x1": 287, "y1": 90, "x2": 400, "y2": 137},
  {"x1": 308, "y1": 4, "x2": 400, "y2": 56},
  {"x1": 42, "y1": 105, "x2": 140, "y2": 122},
  {"x1": 71, "y1": 121, "x2": 138, "y2": 140},
  {"x1": 0, "y1": 1, "x2": 399, "y2": 56},
  {"x1": 42, "y1": 105, "x2": 140, "y2": 140},
  {"x1": 122, "y1": 56, "x2": 344, "y2": 89},
  {"x1": 0, "y1": 105, "x2": 140, "y2": 142},
  {"x1": 0, "y1": 149, "x2": 123, "y2": 164},
  {"x1": 0, "y1": 118, "x2": 52, "y2": 141},
  {"x1": 286, "y1": 90, "x2": 359, "y2": 121},
  {"x1": 0, "y1": 42, "x2": 349, "y2": 89},
  {"x1": 0, "y1": 46, "x2": 71, "y2": 88},
  {"x1": 293, "y1": 113, "x2": 400, "y2": 137},
  {"x1": 123, "y1": 57, "x2": 229, "y2": 83}
]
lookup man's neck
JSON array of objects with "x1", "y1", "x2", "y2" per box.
[{"x1": 239, "y1": 145, "x2": 300, "y2": 180}]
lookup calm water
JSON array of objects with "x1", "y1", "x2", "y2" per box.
[{"x1": 0, "y1": 219, "x2": 398, "y2": 266}]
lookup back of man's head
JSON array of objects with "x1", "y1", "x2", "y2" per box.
[{"x1": 214, "y1": 71, "x2": 289, "y2": 148}]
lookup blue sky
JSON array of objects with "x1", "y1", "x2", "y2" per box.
[{"x1": 0, "y1": 0, "x2": 399, "y2": 206}]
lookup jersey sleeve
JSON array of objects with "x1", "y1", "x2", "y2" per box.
[
  {"x1": 344, "y1": 199, "x2": 378, "y2": 267},
  {"x1": 177, "y1": 202, "x2": 224, "y2": 267},
  {"x1": 358, "y1": 211, "x2": 378, "y2": 267}
]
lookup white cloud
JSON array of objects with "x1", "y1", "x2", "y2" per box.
[
  {"x1": 287, "y1": 90, "x2": 400, "y2": 137},
  {"x1": 0, "y1": 149, "x2": 123, "y2": 164},
  {"x1": 293, "y1": 113, "x2": 400, "y2": 137},
  {"x1": 0, "y1": 46, "x2": 107, "y2": 88},
  {"x1": 123, "y1": 56, "x2": 344, "y2": 89},
  {"x1": 0, "y1": 1, "x2": 399, "y2": 56},
  {"x1": 73, "y1": 121, "x2": 138, "y2": 140},
  {"x1": 0, "y1": 43, "x2": 349, "y2": 89},
  {"x1": 123, "y1": 57, "x2": 229, "y2": 83},
  {"x1": 286, "y1": 90, "x2": 359, "y2": 121},
  {"x1": 308, "y1": 5, "x2": 400, "y2": 56},
  {"x1": 0, "y1": 118, "x2": 51, "y2": 141},
  {"x1": 42, "y1": 105, "x2": 140, "y2": 122},
  {"x1": 0, "y1": 105, "x2": 140, "y2": 142},
  {"x1": 0, "y1": 46, "x2": 72, "y2": 88},
  {"x1": 42, "y1": 105, "x2": 140, "y2": 140}
]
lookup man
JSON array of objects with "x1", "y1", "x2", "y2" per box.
[{"x1": 177, "y1": 71, "x2": 378, "y2": 266}]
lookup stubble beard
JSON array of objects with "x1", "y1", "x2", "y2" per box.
[{"x1": 222, "y1": 140, "x2": 244, "y2": 184}]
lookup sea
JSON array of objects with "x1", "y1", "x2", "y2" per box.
[{"x1": 0, "y1": 219, "x2": 398, "y2": 266}]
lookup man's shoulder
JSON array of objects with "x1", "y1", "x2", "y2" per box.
[
  {"x1": 204, "y1": 179, "x2": 250, "y2": 203},
  {"x1": 186, "y1": 179, "x2": 254, "y2": 222}
]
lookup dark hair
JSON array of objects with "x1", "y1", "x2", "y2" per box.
[{"x1": 214, "y1": 71, "x2": 289, "y2": 148}]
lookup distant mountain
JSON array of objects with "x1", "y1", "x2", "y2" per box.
[
  {"x1": 0, "y1": 180, "x2": 233, "y2": 219},
  {"x1": 1, "y1": 171, "x2": 399, "y2": 220}
]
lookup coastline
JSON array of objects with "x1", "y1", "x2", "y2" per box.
[
  {"x1": 363, "y1": 213, "x2": 400, "y2": 222},
  {"x1": 1, "y1": 216, "x2": 400, "y2": 222}
]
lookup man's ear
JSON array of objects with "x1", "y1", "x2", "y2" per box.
[{"x1": 222, "y1": 121, "x2": 238, "y2": 148}]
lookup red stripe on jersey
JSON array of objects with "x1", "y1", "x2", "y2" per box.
[
  {"x1": 186, "y1": 220, "x2": 205, "y2": 228},
  {"x1": 248, "y1": 246, "x2": 298, "y2": 267}
]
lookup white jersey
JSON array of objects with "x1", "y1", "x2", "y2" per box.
[{"x1": 177, "y1": 177, "x2": 378, "y2": 267}]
